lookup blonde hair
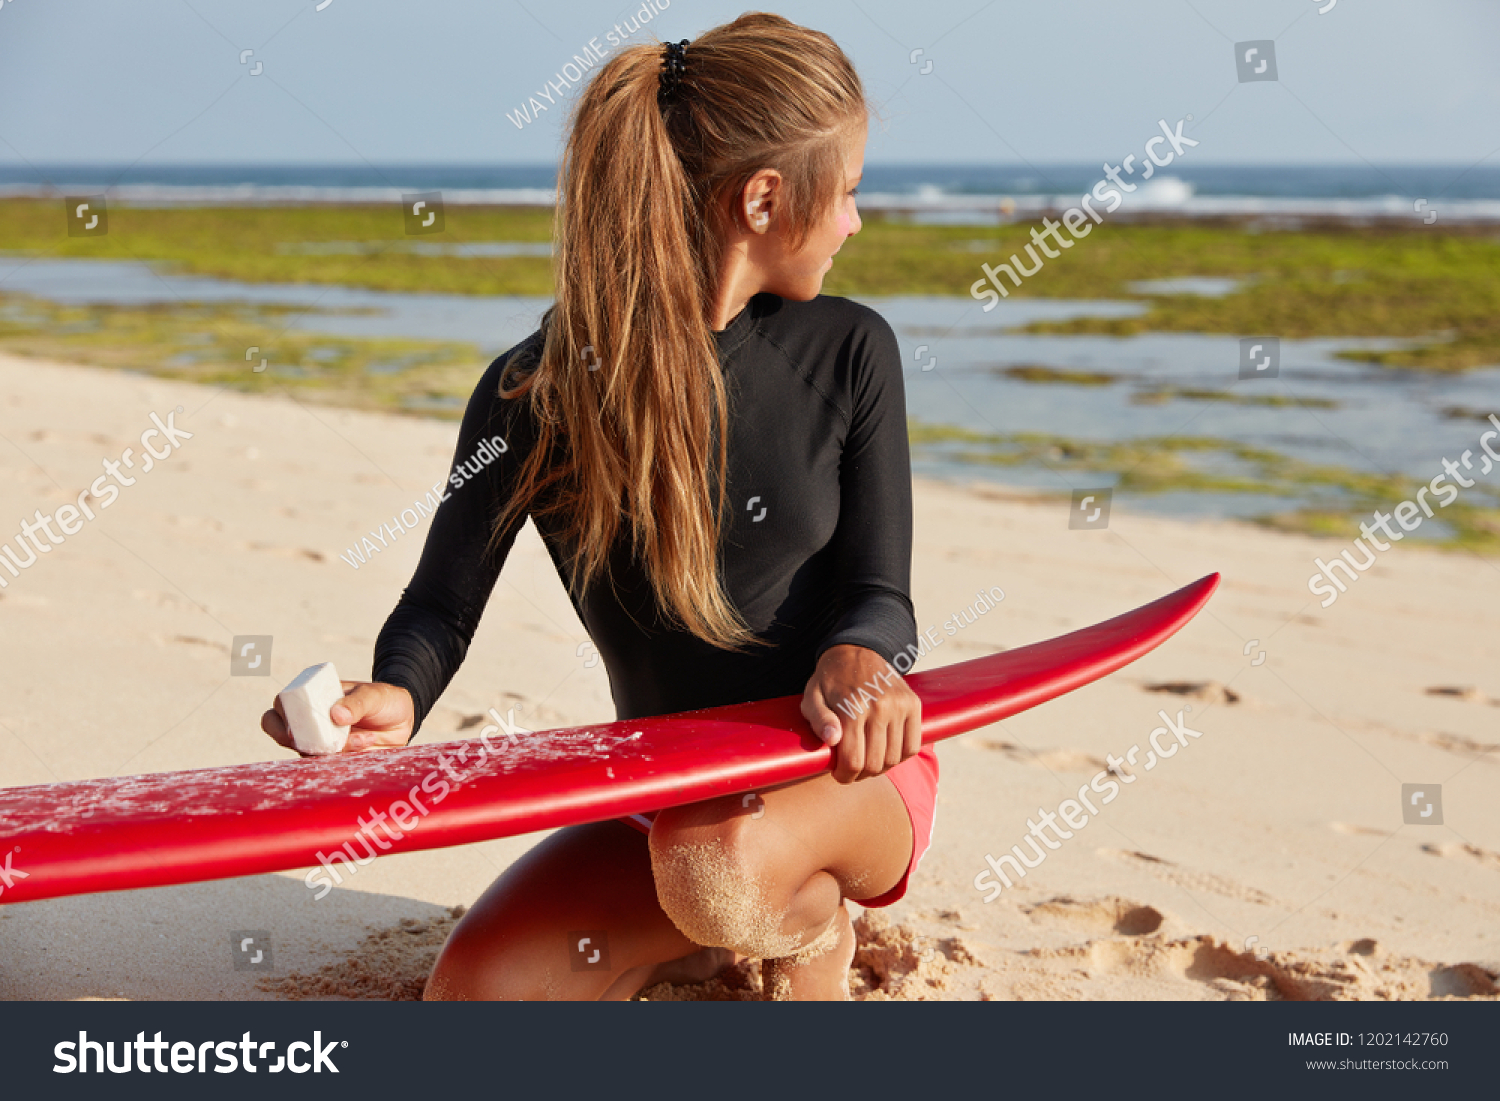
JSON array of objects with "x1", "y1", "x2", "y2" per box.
[{"x1": 493, "y1": 12, "x2": 869, "y2": 648}]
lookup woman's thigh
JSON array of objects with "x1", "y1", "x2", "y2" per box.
[{"x1": 425, "y1": 820, "x2": 700, "y2": 1001}]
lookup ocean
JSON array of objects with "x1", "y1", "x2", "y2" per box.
[{"x1": 4, "y1": 163, "x2": 1499, "y2": 222}]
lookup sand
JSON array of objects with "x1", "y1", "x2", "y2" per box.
[
  {"x1": 0, "y1": 350, "x2": 1496, "y2": 1001},
  {"x1": 649, "y1": 838, "x2": 804, "y2": 961}
]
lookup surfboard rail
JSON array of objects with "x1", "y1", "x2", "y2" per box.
[{"x1": 0, "y1": 573, "x2": 1218, "y2": 904}]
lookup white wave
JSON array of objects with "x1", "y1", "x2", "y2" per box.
[
  {"x1": 1126, "y1": 175, "x2": 1195, "y2": 208},
  {"x1": 5, "y1": 180, "x2": 1499, "y2": 222}
]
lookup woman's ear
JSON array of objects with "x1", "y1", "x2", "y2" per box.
[{"x1": 739, "y1": 169, "x2": 781, "y2": 234}]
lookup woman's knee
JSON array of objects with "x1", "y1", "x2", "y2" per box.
[
  {"x1": 647, "y1": 807, "x2": 805, "y2": 959},
  {"x1": 423, "y1": 913, "x2": 555, "y2": 1001},
  {"x1": 424, "y1": 921, "x2": 508, "y2": 1000}
]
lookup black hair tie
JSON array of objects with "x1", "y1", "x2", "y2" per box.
[{"x1": 658, "y1": 39, "x2": 689, "y2": 108}]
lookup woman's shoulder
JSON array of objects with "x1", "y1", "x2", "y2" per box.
[
  {"x1": 466, "y1": 327, "x2": 548, "y2": 420},
  {"x1": 454, "y1": 327, "x2": 549, "y2": 452},
  {"x1": 749, "y1": 294, "x2": 901, "y2": 397},
  {"x1": 753, "y1": 292, "x2": 896, "y2": 345},
  {"x1": 489, "y1": 327, "x2": 548, "y2": 392}
]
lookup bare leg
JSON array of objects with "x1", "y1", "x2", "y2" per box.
[
  {"x1": 425, "y1": 771, "x2": 912, "y2": 1001},
  {"x1": 648, "y1": 770, "x2": 912, "y2": 1000},
  {"x1": 762, "y1": 898, "x2": 857, "y2": 1001},
  {"x1": 425, "y1": 821, "x2": 711, "y2": 1001}
]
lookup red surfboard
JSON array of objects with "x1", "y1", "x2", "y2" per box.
[{"x1": 0, "y1": 574, "x2": 1218, "y2": 905}]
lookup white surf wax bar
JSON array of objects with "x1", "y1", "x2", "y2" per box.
[{"x1": 277, "y1": 663, "x2": 352, "y2": 755}]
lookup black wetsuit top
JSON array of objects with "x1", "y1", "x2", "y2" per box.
[{"x1": 373, "y1": 292, "x2": 918, "y2": 738}]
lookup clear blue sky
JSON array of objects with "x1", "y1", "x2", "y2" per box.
[{"x1": 0, "y1": 0, "x2": 1496, "y2": 166}]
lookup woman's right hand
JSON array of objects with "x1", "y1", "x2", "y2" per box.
[{"x1": 261, "y1": 680, "x2": 415, "y2": 756}]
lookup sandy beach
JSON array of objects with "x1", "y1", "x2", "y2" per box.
[{"x1": 0, "y1": 350, "x2": 1495, "y2": 1001}]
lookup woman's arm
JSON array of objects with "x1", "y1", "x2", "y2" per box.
[
  {"x1": 372, "y1": 349, "x2": 539, "y2": 742},
  {"x1": 801, "y1": 312, "x2": 922, "y2": 783},
  {"x1": 262, "y1": 345, "x2": 540, "y2": 753}
]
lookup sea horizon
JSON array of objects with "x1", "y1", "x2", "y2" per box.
[{"x1": 5, "y1": 161, "x2": 1499, "y2": 221}]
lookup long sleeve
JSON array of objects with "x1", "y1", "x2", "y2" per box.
[
  {"x1": 373, "y1": 347, "x2": 539, "y2": 739},
  {"x1": 813, "y1": 312, "x2": 919, "y2": 667}
]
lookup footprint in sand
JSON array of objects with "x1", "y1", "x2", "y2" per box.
[
  {"x1": 1416, "y1": 730, "x2": 1500, "y2": 757},
  {"x1": 1097, "y1": 849, "x2": 1280, "y2": 907},
  {"x1": 1424, "y1": 685, "x2": 1495, "y2": 706},
  {"x1": 1035, "y1": 933, "x2": 1499, "y2": 1001},
  {"x1": 1023, "y1": 895, "x2": 1166, "y2": 936},
  {"x1": 966, "y1": 740, "x2": 1107, "y2": 772},
  {"x1": 917, "y1": 908, "x2": 980, "y2": 931},
  {"x1": 1421, "y1": 841, "x2": 1500, "y2": 870},
  {"x1": 245, "y1": 542, "x2": 326, "y2": 563},
  {"x1": 1030, "y1": 936, "x2": 1278, "y2": 998},
  {"x1": 1143, "y1": 680, "x2": 1241, "y2": 704},
  {"x1": 158, "y1": 634, "x2": 229, "y2": 655},
  {"x1": 1376, "y1": 726, "x2": 1500, "y2": 760},
  {"x1": 1330, "y1": 822, "x2": 1390, "y2": 837}
]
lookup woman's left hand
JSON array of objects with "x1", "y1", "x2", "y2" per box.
[{"x1": 801, "y1": 644, "x2": 922, "y2": 784}]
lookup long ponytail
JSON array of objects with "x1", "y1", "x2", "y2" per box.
[{"x1": 493, "y1": 12, "x2": 869, "y2": 649}]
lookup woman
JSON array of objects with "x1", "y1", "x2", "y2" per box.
[{"x1": 263, "y1": 12, "x2": 937, "y2": 1001}]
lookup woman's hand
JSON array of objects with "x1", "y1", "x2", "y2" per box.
[
  {"x1": 261, "y1": 681, "x2": 415, "y2": 756},
  {"x1": 801, "y1": 644, "x2": 921, "y2": 784}
]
